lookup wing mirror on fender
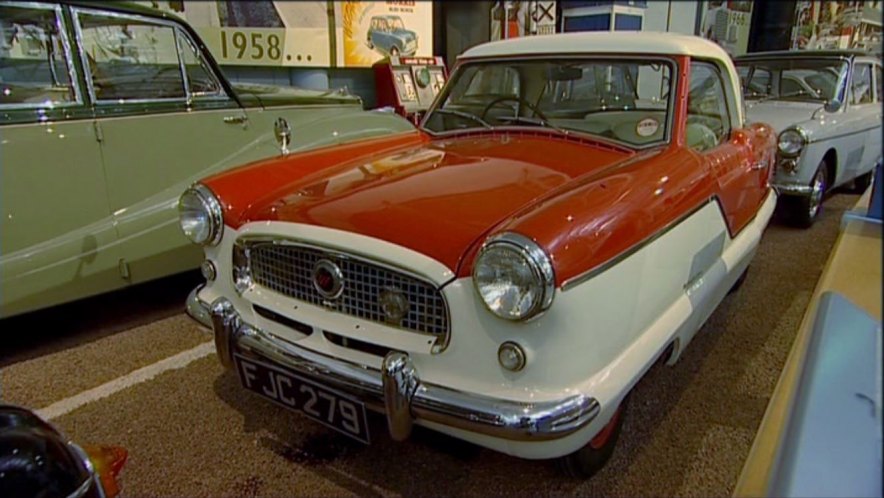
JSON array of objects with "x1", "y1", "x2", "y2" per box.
[{"x1": 824, "y1": 98, "x2": 842, "y2": 113}]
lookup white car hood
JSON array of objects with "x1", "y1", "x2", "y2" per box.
[{"x1": 743, "y1": 100, "x2": 824, "y2": 135}]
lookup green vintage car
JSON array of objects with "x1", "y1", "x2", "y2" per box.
[{"x1": 0, "y1": 1, "x2": 414, "y2": 318}]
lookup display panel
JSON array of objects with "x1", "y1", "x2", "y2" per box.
[{"x1": 139, "y1": 1, "x2": 433, "y2": 67}]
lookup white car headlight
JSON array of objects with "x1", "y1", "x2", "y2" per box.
[
  {"x1": 472, "y1": 232, "x2": 555, "y2": 321},
  {"x1": 777, "y1": 129, "x2": 806, "y2": 157},
  {"x1": 178, "y1": 183, "x2": 223, "y2": 246}
]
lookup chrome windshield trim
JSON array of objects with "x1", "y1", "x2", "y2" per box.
[
  {"x1": 0, "y1": 2, "x2": 83, "y2": 109},
  {"x1": 419, "y1": 54, "x2": 677, "y2": 151}
]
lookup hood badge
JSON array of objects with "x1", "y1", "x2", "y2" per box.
[
  {"x1": 379, "y1": 288, "x2": 409, "y2": 325},
  {"x1": 312, "y1": 259, "x2": 343, "y2": 300}
]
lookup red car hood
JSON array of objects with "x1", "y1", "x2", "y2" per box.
[{"x1": 232, "y1": 132, "x2": 633, "y2": 273}]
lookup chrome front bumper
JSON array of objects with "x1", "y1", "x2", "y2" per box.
[
  {"x1": 186, "y1": 290, "x2": 600, "y2": 442},
  {"x1": 773, "y1": 183, "x2": 813, "y2": 196}
]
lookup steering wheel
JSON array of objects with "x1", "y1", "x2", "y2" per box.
[{"x1": 479, "y1": 96, "x2": 550, "y2": 122}]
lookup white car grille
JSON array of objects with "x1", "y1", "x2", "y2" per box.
[{"x1": 247, "y1": 241, "x2": 449, "y2": 336}]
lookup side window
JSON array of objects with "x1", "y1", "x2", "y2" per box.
[
  {"x1": 76, "y1": 11, "x2": 185, "y2": 101},
  {"x1": 687, "y1": 61, "x2": 731, "y2": 152},
  {"x1": 850, "y1": 63, "x2": 872, "y2": 105},
  {"x1": 0, "y1": 4, "x2": 77, "y2": 107},
  {"x1": 176, "y1": 30, "x2": 222, "y2": 97}
]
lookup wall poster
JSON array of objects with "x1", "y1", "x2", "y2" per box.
[
  {"x1": 790, "y1": 1, "x2": 882, "y2": 51},
  {"x1": 139, "y1": 1, "x2": 434, "y2": 68},
  {"x1": 698, "y1": 1, "x2": 754, "y2": 57}
]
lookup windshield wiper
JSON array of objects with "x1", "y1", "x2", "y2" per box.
[
  {"x1": 497, "y1": 115, "x2": 568, "y2": 135},
  {"x1": 432, "y1": 108, "x2": 492, "y2": 129}
]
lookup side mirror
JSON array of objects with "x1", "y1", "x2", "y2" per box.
[{"x1": 824, "y1": 99, "x2": 842, "y2": 113}]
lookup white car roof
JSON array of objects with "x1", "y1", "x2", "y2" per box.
[
  {"x1": 459, "y1": 31, "x2": 745, "y2": 127},
  {"x1": 461, "y1": 31, "x2": 733, "y2": 63}
]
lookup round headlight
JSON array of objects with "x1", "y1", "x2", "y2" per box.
[
  {"x1": 178, "y1": 184, "x2": 223, "y2": 246},
  {"x1": 778, "y1": 129, "x2": 805, "y2": 156},
  {"x1": 472, "y1": 232, "x2": 555, "y2": 321}
]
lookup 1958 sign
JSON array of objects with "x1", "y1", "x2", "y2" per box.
[{"x1": 201, "y1": 28, "x2": 290, "y2": 66}]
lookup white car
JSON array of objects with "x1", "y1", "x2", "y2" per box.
[{"x1": 736, "y1": 50, "x2": 883, "y2": 227}]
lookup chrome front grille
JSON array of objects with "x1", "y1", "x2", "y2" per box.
[{"x1": 247, "y1": 241, "x2": 449, "y2": 336}]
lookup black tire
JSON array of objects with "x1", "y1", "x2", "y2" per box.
[
  {"x1": 390, "y1": 46, "x2": 400, "y2": 57},
  {"x1": 853, "y1": 168, "x2": 874, "y2": 193},
  {"x1": 790, "y1": 161, "x2": 827, "y2": 228},
  {"x1": 555, "y1": 399, "x2": 627, "y2": 479},
  {"x1": 729, "y1": 265, "x2": 749, "y2": 294}
]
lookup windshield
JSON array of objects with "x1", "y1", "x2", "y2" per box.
[
  {"x1": 390, "y1": 18, "x2": 405, "y2": 30},
  {"x1": 422, "y1": 58, "x2": 674, "y2": 148},
  {"x1": 735, "y1": 58, "x2": 848, "y2": 102}
]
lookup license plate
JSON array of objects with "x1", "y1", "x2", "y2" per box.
[{"x1": 234, "y1": 354, "x2": 370, "y2": 443}]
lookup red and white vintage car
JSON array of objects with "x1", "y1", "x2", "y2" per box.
[{"x1": 181, "y1": 32, "x2": 777, "y2": 477}]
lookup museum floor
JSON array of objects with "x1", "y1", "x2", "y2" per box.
[{"x1": 0, "y1": 192, "x2": 860, "y2": 497}]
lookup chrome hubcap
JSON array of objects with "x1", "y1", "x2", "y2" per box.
[{"x1": 809, "y1": 171, "x2": 825, "y2": 218}]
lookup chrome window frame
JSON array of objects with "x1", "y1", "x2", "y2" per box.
[
  {"x1": 0, "y1": 1, "x2": 83, "y2": 110},
  {"x1": 71, "y1": 6, "x2": 193, "y2": 105},
  {"x1": 173, "y1": 26, "x2": 227, "y2": 101},
  {"x1": 848, "y1": 60, "x2": 875, "y2": 106},
  {"x1": 687, "y1": 59, "x2": 734, "y2": 148}
]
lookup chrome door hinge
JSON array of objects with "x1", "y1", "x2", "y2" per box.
[
  {"x1": 223, "y1": 114, "x2": 249, "y2": 128},
  {"x1": 93, "y1": 121, "x2": 103, "y2": 142}
]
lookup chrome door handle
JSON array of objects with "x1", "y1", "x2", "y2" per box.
[
  {"x1": 223, "y1": 115, "x2": 248, "y2": 125},
  {"x1": 750, "y1": 160, "x2": 767, "y2": 171}
]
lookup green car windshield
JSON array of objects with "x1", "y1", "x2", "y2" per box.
[
  {"x1": 422, "y1": 58, "x2": 674, "y2": 148},
  {"x1": 736, "y1": 58, "x2": 849, "y2": 102}
]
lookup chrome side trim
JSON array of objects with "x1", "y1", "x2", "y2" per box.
[
  {"x1": 208, "y1": 298, "x2": 600, "y2": 441},
  {"x1": 807, "y1": 125, "x2": 881, "y2": 145}
]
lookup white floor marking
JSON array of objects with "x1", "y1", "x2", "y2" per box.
[{"x1": 37, "y1": 341, "x2": 215, "y2": 421}]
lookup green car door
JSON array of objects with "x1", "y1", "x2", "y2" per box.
[
  {"x1": 71, "y1": 6, "x2": 415, "y2": 285},
  {"x1": 0, "y1": 2, "x2": 121, "y2": 317}
]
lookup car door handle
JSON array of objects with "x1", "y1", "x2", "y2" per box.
[
  {"x1": 750, "y1": 160, "x2": 767, "y2": 171},
  {"x1": 223, "y1": 115, "x2": 249, "y2": 125}
]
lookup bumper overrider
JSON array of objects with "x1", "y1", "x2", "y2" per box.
[
  {"x1": 772, "y1": 182, "x2": 813, "y2": 196},
  {"x1": 187, "y1": 291, "x2": 600, "y2": 443}
]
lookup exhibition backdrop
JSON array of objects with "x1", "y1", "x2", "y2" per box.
[{"x1": 139, "y1": 1, "x2": 434, "y2": 67}]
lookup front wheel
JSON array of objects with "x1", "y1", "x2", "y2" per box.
[
  {"x1": 852, "y1": 167, "x2": 875, "y2": 193},
  {"x1": 555, "y1": 399, "x2": 627, "y2": 478},
  {"x1": 789, "y1": 161, "x2": 827, "y2": 228},
  {"x1": 390, "y1": 46, "x2": 400, "y2": 57}
]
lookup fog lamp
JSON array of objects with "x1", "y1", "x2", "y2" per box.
[
  {"x1": 498, "y1": 342, "x2": 526, "y2": 372},
  {"x1": 200, "y1": 260, "x2": 216, "y2": 281}
]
